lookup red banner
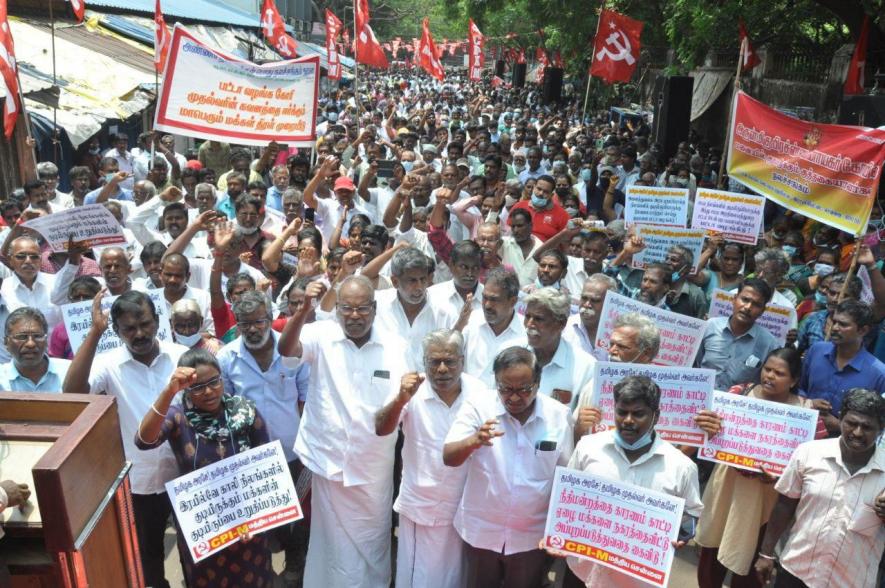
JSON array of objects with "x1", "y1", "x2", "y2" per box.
[
  {"x1": 261, "y1": 0, "x2": 298, "y2": 59},
  {"x1": 727, "y1": 91, "x2": 885, "y2": 235},
  {"x1": 589, "y1": 9, "x2": 643, "y2": 84},
  {"x1": 417, "y1": 18, "x2": 444, "y2": 80},
  {"x1": 325, "y1": 9, "x2": 342, "y2": 79},
  {"x1": 468, "y1": 19, "x2": 484, "y2": 81}
]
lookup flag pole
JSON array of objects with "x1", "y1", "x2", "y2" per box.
[
  {"x1": 14, "y1": 68, "x2": 37, "y2": 172},
  {"x1": 716, "y1": 37, "x2": 746, "y2": 189},
  {"x1": 582, "y1": 0, "x2": 606, "y2": 124},
  {"x1": 825, "y1": 231, "x2": 864, "y2": 340},
  {"x1": 353, "y1": 4, "x2": 361, "y2": 134}
]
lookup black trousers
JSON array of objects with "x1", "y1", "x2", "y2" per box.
[
  {"x1": 774, "y1": 566, "x2": 810, "y2": 588},
  {"x1": 132, "y1": 492, "x2": 173, "y2": 588},
  {"x1": 464, "y1": 544, "x2": 550, "y2": 588}
]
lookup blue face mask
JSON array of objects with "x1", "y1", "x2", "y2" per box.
[
  {"x1": 580, "y1": 168, "x2": 593, "y2": 182},
  {"x1": 531, "y1": 194, "x2": 549, "y2": 208},
  {"x1": 613, "y1": 428, "x2": 655, "y2": 451},
  {"x1": 814, "y1": 291, "x2": 827, "y2": 305},
  {"x1": 401, "y1": 160, "x2": 414, "y2": 172},
  {"x1": 782, "y1": 245, "x2": 797, "y2": 258}
]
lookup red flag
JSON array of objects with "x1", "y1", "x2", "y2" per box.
[
  {"x1": 154, "y1": 0, "x2": 172, "y2": 73},
  {"x1": 354, "y1": 0, "x2": 389, "y2": 68},
  {"x1": 589, "y1": 9, "x2": 643, "y2": 84},
  {"x1": 468, "y1": 19, "x2": 484, "y2": 81},
  {"x1": 536, "y1": 47, "x2": 549, "y2": 84},
  {"x1": 261, "y1": 0, "x2": 298, "y2": 59},
  {"x1": 738, "y1": 19, "x2": 761, "y2": 71},
  {"x1": 70, "y1": 0, "x2": 85, "y2": 23},
  {"x1": 516, "y1": 47, "x2": 526, "y2": 64},
  {"x1": 341, "y1": 28, "x2": 350, "y2": 56},
  {"x1": 325, "y1": 9, "x2": 342, "y2": 80},
  {"x1": 417, "y1": 18, "x2": 444, "y2": 80},
  {"x1": 844, "y1": 16, "x2": 870, "y2": 95},
  {"x1": 0, "y1": 0, "x2": 20, "y2": 139}
]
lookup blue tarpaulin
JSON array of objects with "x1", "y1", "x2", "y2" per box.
[{"x1": 83, "y1": 0, "x2": 261, "y2": 28}]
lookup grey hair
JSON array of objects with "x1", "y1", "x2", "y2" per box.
[
  {"x1": 10, "y1": 235, "x2": 39, "y2": 250},
  {"x1": 493, "y1": 346, "x2": 541, "y2": 383},
  {"x1": 99, "y1": 246, "x2": 130, "y2": 265},
  {"x1": 523, "y1": 287, "x2": 571, "y2": 322},
  {"x1": 271, "y1": 164, "x2": 289, "y2": 175},
  {"x1": 613, "y1": 312, "x2": 661, "y2": 357},
  {"x1": 137, "y1": 180, "x2": 157, "y2": 199},
  {"x1": 171, "y1": 298, "x2": 202, "y2": 318},
  {"x1": 391, "y1": 247, "x2": 435, "y2": 278},
  {"x1": 5, "y1": 307, "x2": 48, "y2": 337},
  {"x1": 232, "y1": 289, "x2": 271, "y2": 320},
  {"x1": 340, "y1": 274, "x2": 375, "y2": 300},
  {"x1": 586, "y1": 273, "x2": 618, "y2": 291},
  {"x1": 422, "y1": 328, "x2": 464, "y2": 356},
  {"x1": 195, "y1": 183, "x2": 216, "y2": 198},
  {"x1": 668, "y1": 244, "x2": 694, "y2": 267},
  {"x1": 36, "y1": 161, "x2": 59, "y2": 178},
  {"x1": 282, "y1": 188, "x2": 303, "y2": 203},
  {"x1": 754, "y1": 248, "x2": 790, "y2": 275},
  {"x1": 505, "y1": 179, "x2": 522, "y2": 191},
  {"x1": 606, "y1": 219, "x2": 626, "y2": 240}
]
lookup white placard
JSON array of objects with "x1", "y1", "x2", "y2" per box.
[
  {"x1": 22, "y1": 204, "x2": 126, "y2": 252},
  {"x1": 62, "y1": 289, "x2": 172, "y2": 354},
  {"x1": 624, "y1": 186, "x2": 690, "y2": 228},
  {"x1": 690, "y1": 188, "x2": 765, "y2": 245},
  {"x1": 631, "y1": 226, "x2": 706, "y2": 273}
]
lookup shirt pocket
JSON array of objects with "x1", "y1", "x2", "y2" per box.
[
  {"x1": 413, "y1": 438, "x2": 447, "y2": 486},
  {"x1": 526, "y1": 445, "x2": 561, "y2": 482},
  {"x1": 278, "y1": 366, "x2": 302, "y2": 402}
]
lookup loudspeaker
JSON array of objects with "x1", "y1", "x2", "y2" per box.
[
  {"x1": 653, "y1": 76, "x2": 694, "y2": 161},
  {"x1": 494, "y1": 60, "x2": 505, "y2": 77},
  {"x1": 838, "y1": 95, "x2": 885, "y2": 128},
  {"x1": 542, "y1": 67, "x2": 564, "y2": 104},
  {"x1": 512, "y1": 63, "x2": 527, "y2": 88}
]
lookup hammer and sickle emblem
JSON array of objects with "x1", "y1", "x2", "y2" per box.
[{"x1": 596, "y1": 30, "x2": 635, "y2": 65}]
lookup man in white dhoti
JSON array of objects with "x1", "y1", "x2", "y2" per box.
[
  {"x1": 278, "y1": 275, "x2": 410, "y2": 588},
  {"x1": 375, "y1": 329, "x2": 486, "y2": 588}
]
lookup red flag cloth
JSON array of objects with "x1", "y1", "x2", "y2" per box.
[
  {"x1": 341, "y1": 28, "x2": 350, "y2": 55},
  {"x1": 354, "y1": 0, "x2": 389, "y2": 68},
  {"x1": 536, "y1": 47, "x2": 548, "y2": 84},
  {"x1": 589, "y1": 9, "x2": 643, "y2": 84},
  {"x1": 844, "y1": 16, "x2": 870, "y2": 95},
  {"x1": 738, "y1": 19, "x2": 761, "y2": 71},
  {"x1": 0, "y1": 0, "x2": 20, "y2": 139},
  {"x1": 468, "y1": 19, "x2": 484, "y2": 81},
  {"x1": 261, "y1": 0, "x2": 298, "y2": 59},
  {"x1": 417, "y1": 18, "x2": 444, "y2": 80},
  {"x1": 70, "y1": 0, "x2": 85, "y2": 23},
  {"x1": 154, "y1": 0, "x2": 172, "y2": 73},
  {"x1": 325, "y1": 9, "x2": 342, "y2": 79},
  {"x1": 517, "y1": 47, "x2": 526, "y2": 64}
]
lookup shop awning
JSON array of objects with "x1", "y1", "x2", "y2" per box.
[{"x1": 690, "y1": 70, "x2": 733, "y2": 122}]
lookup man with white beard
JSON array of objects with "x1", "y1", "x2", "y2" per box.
[{"x1": 563, "y1": 274, "x2": 618, "y2": 361}]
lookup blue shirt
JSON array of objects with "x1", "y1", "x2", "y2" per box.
[
  {"x1": 215, "y1": 193, "x2": 236, "y2": 220},
  {"x1": 83, "y1": 186, "x2": 133, "y2": 205},
  {"x1": 266, "y1": 186, "x2": 284, "y2": 213},
  {"x1": 0, "y1": 357, "x2": 70, "y2": 392},
  {"x1": 216, "y1": 331, "x2": 308, "y2": 462},
  {"x1": 799, "y1": 341, "x2": 885, "y2": 415}
]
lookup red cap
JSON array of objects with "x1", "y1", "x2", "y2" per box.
[{"x1": 333, "y1": 176, "x2": 356, "y2": 192}]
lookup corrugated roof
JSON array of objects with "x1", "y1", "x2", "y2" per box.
[{"x1": 82, "y1": 0, "x2": 261, "y2": 28}]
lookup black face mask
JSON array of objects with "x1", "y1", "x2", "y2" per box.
[
  {"x1": 598, "y1": 177, "x2": 610, "y2": 190},
  {"x1": 555, "y1": 187, "x2": 570, "y2": 197}
]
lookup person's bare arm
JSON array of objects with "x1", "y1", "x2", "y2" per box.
[
  {"x1": 601, "y1": 175, "x2": 620, "y2": 222},
  {"x1": 452, "y1": 194, "x2": 482, "y2": 233},
  {"x1": 443, "y1": 418, "x2": 503, "y2": 467},
  {"x1": 689, "y1": 234, "x2": 722, "y2": 287},
  {"x1": 358, "y1": 161, "x2": 378, "y2": 202},
  {"x1": 254, "y1": 141, "x2": 280, "y2": 175},
  {"x1": 278, "y1": 281, "x2": 325, "y2": 358},
  {"x1": 328, "y1": 204, "x2": 351, "y2": 250},
  {"x1": 164, "y1": 209, "x2": 219, "y2": 259},
  {"x1": 153, "y1": 134, "x2": 181, "y2": 181},
  {"x1": 63, "y1": 291, "x2": 108, "y2": 394},
  {"x1": 383, "y1": 187, "x2": 409, "y2": 229},
  {"x1": 209, "y1": 222, "x2": 236, "y2": 310},
  {"x1": 303, "y1": 156, "x2": 338, "y2": 210},
  {"x1": 375, "y1": 373, "x2": 424, "y2": 436},
  {"x1": 754, "y1": 493, "x2": 800, "y2": 585},
  {"x1": 858, "y1": 245, "x2": 885, "y2": 320},
  {"x1": 138, "y1": 367, "x2": 196, "y2": 445},
  {"x1": 429, "y1": 188, "x2": 451, "y2": 229},
  {"x1": 609, "y1": 234, "x2": 646, "y2": 267},
  {"x1": 532, "y1": 224, "x2": 581, "y2": 263},
  {"x1": 362, "y1": 241, "x2": 407, "y2": 280},
  {"x1": 94, "y1": 171, "x2": 129, "y2": 204},
  {"x1": 262, "y1": 217, "x2": 302, "y2": 274}
]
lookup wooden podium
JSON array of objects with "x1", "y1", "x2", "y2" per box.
[{"x1": 0, "y1": 393, "x2": 143, "y2": 587}]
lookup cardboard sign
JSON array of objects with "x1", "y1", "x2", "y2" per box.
[
  {"x1": 690, "y1": 188, "x2": 765, "y2": 245},
  {"x1": 699, "y1": 391, "x2": 818, "y2": 476},
  {"x1": 22, "y1": 204, "x2": 126, "y2": 252},
  {"x1": 62, "y1": 289, "x2": 172, "y2": 355},
  {"x1": 167, "y1": 440, "x2": 302, "y2": 563},
  {"x1": 631, "y1": 226, "x2": 706, "y2": 273},
  {"x1": 590, "y1": 362, "x2": 714, "y2": 446},
  {"x1": 544, "y1": 467, "x2": 684, "y2": 587},
  {"x1": 596, "y1": 291, "x2": 706, "y2": 367},
  {"x1": 155, "y1": 25, "x2": 319, "y2": 146},
  {"x1": 624, "y1": 186, "x2": 690, "y2": 228},
  {"x1": 707, "y1": 289, "x2": 792, "y2": 344}
]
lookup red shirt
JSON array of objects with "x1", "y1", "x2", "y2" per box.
[{"x1": 508, "y1": 200, "x2": 570, "y2": 242}]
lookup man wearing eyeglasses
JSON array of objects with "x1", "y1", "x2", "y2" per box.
[
  {"x1": 63, "y1": 290, "x2": 189, "y2": 588},
  {"x1": 0, "y1": 236, "x2": 75, "y2": 332},
  {"x1": 443, "y1": 346, "x2": 574, "y2": 588},
  {"x1": 0, "y1": 307, "x2": 69, "y2": 392},
  {"x1": 278, "y1": 274, "x2": 410, "y2": 588},
  {"x1": 216, "y1": 288, "x2": 309, "y2": 582}
]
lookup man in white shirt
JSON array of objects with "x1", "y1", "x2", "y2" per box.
[
  {"x1": 375, "y1": 247, "x2": 444, "y2": 364},
  {"x1": 561, "y1": 375, "x2": 704, "y2": 587},
  {"x1": 127, "y1": 189, "x2": 211, "y2": 259},
  {"x1": 563, "y1": 273, "x2": 618, "y2": 361},
  {"x1": 0, "y1": 236, "x2": 71, "y2": 330},
  {"x1": 63, "y1": 290, "x2": 188, "y2": 588},
  {"x1": 501, "y1": 208, "x2": 542, "y2": 287},
  {"x1": 427, "y1": 240, "x2": 483, "y2": 328},
  {"x1": 443, "y1": 346, "x2": 574, "y2": 588},
  {"x1": 523, "y1": 287, "x2": 595, "y2": 407},
  {"x1": 155, "y1": 254, "x2": 214, "y2": 336},
  {"x1": 375, "y1": 329, "x2": 485, "y2": 588},
  {"x1": 103, "y1": 133, "x2": 136, "y2": 190},
  {"x1": 278, "y1": 276, "x2": 410, "y2": 588},
  {"x1": 303, "y1": 155, "x2": 376, "y2": 245},
  {"x1": 462, "y1": 267, "x2": 526, "y2": 386},
  {"x1": 36, "y1": 162, "x2": 74, "y2": 209}
]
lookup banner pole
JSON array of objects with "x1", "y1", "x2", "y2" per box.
[
  {"x1": 716, "y1": 37, "x2": 746, "y2": 189},
  {"x1": 583, "y1": 0, "x2": 606, "y2": 124},
  {"x1": 825, "y1": 233, "x2": 864, "y2": 340},
  {"x1": 353, "y1": 5, "x2": 361, "y2": 134}
]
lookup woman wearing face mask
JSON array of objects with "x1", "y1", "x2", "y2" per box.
[
  {"x1": 171, "y1": 299, "x2": 222, "y2": 354},
  {"x1": 783, "y1": 231, "x2": 810, "y2": 283},
  {"x1": 796, "y1": 271, "x2": 834, "y2": 322},
  {"x1": 695, "y1": 348, "x2": 826, "y2": 588},
  {"x1": 136, "y1": 349, "x2": 273, "y2": 588},
  {"x1": 692, "y1": 238, "x2": 746, "y2": 299}
]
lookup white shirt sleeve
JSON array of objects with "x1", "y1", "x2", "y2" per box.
[
  {"x1": 774, "y1": 441, "x2": 809, "y2": 499},
  {"x1": 0, "y1": 484, "x2": 7, "y2": 510}
]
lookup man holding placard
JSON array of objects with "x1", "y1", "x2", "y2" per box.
[{"x1": 559, "y1": 375, "x2": 704, "y2": 587}]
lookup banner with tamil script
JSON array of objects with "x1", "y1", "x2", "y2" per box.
[
  {"x1": 727, "y1": 91, "x2": 885, "y2": 235},
  {"x1": 154, "y1": 25, "x2": 319, "y2": 146}
]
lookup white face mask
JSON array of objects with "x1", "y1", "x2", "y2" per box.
[
  {"x1": 238, "y1": 224, "x2": 258, "y2": 235},
  {"x1": 175, "y1": 331, "x2": 202, "y2": 347}
]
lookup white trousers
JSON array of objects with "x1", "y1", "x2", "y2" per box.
[
  {"x1": 395, "y1": 515, "x2": 466, "y2": 588},
  {"x1": 304, "y1": 475, "x2": 393, "y2": 588}
]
